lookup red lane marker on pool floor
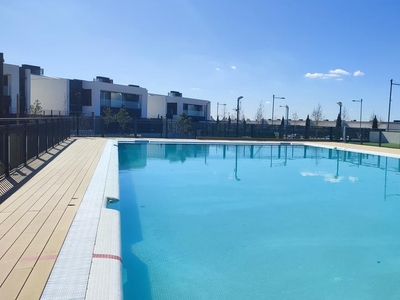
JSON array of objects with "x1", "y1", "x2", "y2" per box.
[{"x1": 93, "y1": 253, "x2": 122, "y2": 263}]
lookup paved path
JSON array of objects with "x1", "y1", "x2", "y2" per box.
[{"x1": 0, "y1": 138, "x2": 107, "y2": 300}]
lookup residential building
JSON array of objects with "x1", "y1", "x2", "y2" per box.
[{"x1": 148, "y1": 91, "x2": 211, "y2": 121}]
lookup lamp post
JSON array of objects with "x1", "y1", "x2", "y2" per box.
[
  {"x1": 217, "y1": 102, "x2": 226, "y2": 121},
  {"x1": 279, "y1": 105, "x2": 289, "y2": 126},
  {"x1": 352, "y1": 99, "x2": 363, "y2": 139},
  {"x1": 236, "y1": 96, "x2": 243, "y2": 137},
  {"x1": 387, "y1": 79, "x2": 400, "y2": 131},
  {"x1": 272, "y1": 95, "x2": 285, "y2": 125}
]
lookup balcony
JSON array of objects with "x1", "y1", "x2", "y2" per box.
[
  {"x1": 100, "y1": 99, "x2": 141, "y2": 109},
  {"x1": 183, "y1": 109, "x2": 205, "y2": 117}
]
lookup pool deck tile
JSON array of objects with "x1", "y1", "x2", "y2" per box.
[{"x1": 0, "y1": 138, "x2": 399, "y2": 300}]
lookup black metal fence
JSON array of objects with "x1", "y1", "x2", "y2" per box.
[
  {"x1": 0, "y1": 118, "x2": 71, "y2": 178},
  {"x1": 69, "y1": 116, "x2": 377, "y2": 144}
]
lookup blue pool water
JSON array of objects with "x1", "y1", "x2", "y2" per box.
[{"x1": 118, "y1": 143, "x2": 400, "y2": 300}]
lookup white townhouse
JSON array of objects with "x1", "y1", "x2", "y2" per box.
[{"x1": 148, "y1": 91, "x2": 211, "y2": 121}]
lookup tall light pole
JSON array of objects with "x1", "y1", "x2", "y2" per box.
[
  {"x1": 387, "y1": 79, "x2": 400, "y2": 131},
  {"x1": 272, "y1": 95, "x2": 285, "y2": 125},
  {"x1": 236, "y1": 96, "x2": 243, "y2": 137},
  {"x1": 352, "y1": 99, "x2": 363, "y2": 139},
  {"x1": 279, "y1": 105, "x2": 289, "y2": 126},
  {"x1": 217, "y1": 102, "x2": 226, "y2": 121}
]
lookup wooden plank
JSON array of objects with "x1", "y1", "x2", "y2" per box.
[
  {"x1": 0, "y1": 212, "x2": 38, "y2": 256},
  {"x1": 0, "y1": 140, "x2": 81, "y2": 213},
  {"x1": 0, "y1": 268, "x2": 31, "y2": 300},
  {"x1": 0, "y1": 212, "x2": 11, "y2": 225},
  {"x1": 17, "y1": 260, "x2": 54, "y2": 300},
  {"x1": 16, "y1": 209, "x2": 64, "y2": 269},
  {"x1": 0, "y1": 232, "x2": 36, "y2": 285}
]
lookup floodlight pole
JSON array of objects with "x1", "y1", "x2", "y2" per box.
[
  {"x1": 272, "y1": 95, "x2": 285, "y2": 125},
  {"x1": 236, "y1": 96, "x2": 243, "y2": 137},
  {"x1": 387, "y1": 79, "x2": 400, "y2": 131}
]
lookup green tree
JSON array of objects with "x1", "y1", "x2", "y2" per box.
[
  {"x1": 372, "y1": 115, "x2": 378, "y2": 129},
  {"x1": 177, "y1": 113, "x2": 193, "y2": 135},
  {"x1": 305, "y1": 114, "x2": 311, "y2": 127},
  {"x1": 102, "y1": 107, "x2": 115, "y2": 133},
  {"x1": 116, "y1": 108, "x2": 132, "y2": 135},
  {"x1": 29, "y1": 99, "x2": 43, "y2": 117},
  {"x1": 336, "y1": 113, "x2": 342, "y2": 127}
]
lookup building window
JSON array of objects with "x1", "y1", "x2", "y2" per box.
[
  {"x1": 183, "y1": 103, "x2": 204, "y2": 117},
  {"x1": 100, "y1": 91, "x2": 140, "y2": 109}
]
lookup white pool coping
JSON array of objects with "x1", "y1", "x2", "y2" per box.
[
  {"x1": 40, "y1": 138, "x2": 400, "y2": 300},
  {"x1": 41, "y1": 140, "x2": 121, "y2": 300}
]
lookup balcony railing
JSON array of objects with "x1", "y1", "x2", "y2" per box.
[
  {"x1": 183, "y1": 109, "x2": 205, "y2": 117},
  {"x1": 100, "y1": 99, "x2": 141, "y2": 109}
]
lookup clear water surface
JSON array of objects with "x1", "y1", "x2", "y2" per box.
[{"x1": 118, "y1": 143, "x2": 400, "y2": 300}]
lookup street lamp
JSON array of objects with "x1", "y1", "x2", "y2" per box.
[
  {"x1": 279, "y1": 105, "x2": 289, "y2": 126},
  {"x1": 336, "y1": 101, "x2": 342, "y2": 127},
  {"x1": 387, "y1": 79, "x2": 400, "y2": 131},
  {"x1": 236, "y1": 96, "x2": 243, "y2": 137},
  {"x1": 217, "y1": 102, "x2": 226, "y2": 121},
  {"x1": 352, "y1": 99, "x2": 363, "y2": 139},
  {"x1": 272, "y1": 95, "x2": 285, "y2": 125}
]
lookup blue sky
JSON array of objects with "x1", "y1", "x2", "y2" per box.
[{"x1": 3, "y1": 0, "x2": 400, "y2": 121}]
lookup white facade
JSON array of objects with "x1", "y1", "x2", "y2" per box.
[
  {"x1": 82, "y1": 81, "x2": 148, "y2": 117},
  {"x1": 30, "y1": 75, "x2": 69, "y2": 115},
  {"x1": 28, "y1": 73, "x2": 211, "y2": 120},
  {"x1": 148, "y1": 93, "x2": 211, "y2": 120},
  {"x1": 3, "y1": 63, "x2": 20, "y2": 114},
  {"x1": 147, "y1": 94, "x2": 167, "y2": 118}
]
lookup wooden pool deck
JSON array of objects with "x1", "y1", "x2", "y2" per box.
[
  {"x1": 0, "y1": 137, "x2": 107, "y2": 300},
  {"x1": 0, "y1": 138, "x2": 399, "y2": 300}
]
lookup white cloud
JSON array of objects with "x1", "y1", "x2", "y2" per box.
[
  {"x1": 231, "y1": 66, "x2": 237, "y2": 70},
  {"x1": 304, "y1": 68, "x2": 351, "y2": 80},
  {"x1": 215, "y1": 67, "x2": 221, "y2": 71},
  {"x1": 266, "y1": 101, "x2": 271, "y2": 104},
  {"x1": 329, "y1": 69, "x2": 350, "y2": 76},
  {"x1": 353, "y1": 70, "x2": 365, "y2": 77},
  {"x1": 335, "y1": 78, "x2": 343, "y2": 81},
  {"x1": 191, "y1": 87, "x2": 200, "y2": 91},
  {"x1": 304, "y1": 72, "x2": 339, "y2": 79},
  {"x1": 304, "y1": 72, "x2": 325, "y2": 79}
]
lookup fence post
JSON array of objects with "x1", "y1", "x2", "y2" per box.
[
  {"x1": 36, "y1": 119, "x2": 40, "y2": 158},
  {"x1": 134, "y1": 118, "x2": 138, "y2": 138},
  {"x1": 379, "y1": 130, "x2": 382, "y2": 147},
  {"x1": 4, "y1": 123, "x2": 10, "y2": 177},
  {"x1": 52, "y1": 119, "x2": 55, "y2": 148},
  {"x1": 76, "y1": 115, "x2": 79, "y2": 137},
  {"x1": 165, "y1": 118, "x2": 168, "y2": 138},
  {"x1": 23, "y1": 121, "x2": 27, "y2": 165},
  {"x1": 45, "y1": 119, "x2": 48, "y2": 152}
]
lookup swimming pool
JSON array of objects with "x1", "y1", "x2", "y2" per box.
[{"x1": 118, "y1": 142, "x2": 400, "y2": 300}]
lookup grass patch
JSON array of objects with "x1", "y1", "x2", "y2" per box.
[{"x1": 362, "y1": 142, "x2": 400, "y2": 149}]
